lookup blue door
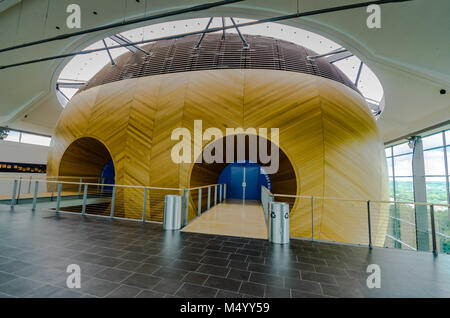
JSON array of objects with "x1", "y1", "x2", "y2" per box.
[
  {"x1": 218, "y1": 161, "x2": 271, "y2": 201},
  {"x1": 230, "y1": 166, "x2": 245, "y2": 199},
  {"x1": 229, "y1": 165, "x2": 259, "y2": 200},
  {"x1": 244, "y1": 166, "x2": 259, "y2": 200}
]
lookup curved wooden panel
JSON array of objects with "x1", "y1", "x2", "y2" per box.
[{"x1": 47, "y1": 69, "x2": 389, "y2": 243}]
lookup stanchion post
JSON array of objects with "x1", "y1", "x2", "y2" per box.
[
  {"x1": 32, "y1": 180, "x2": 39, "y2": 211},
  {"x1": 207, "y1": 186, "x2": 211, "y2": 210},
  {"x1": 110, "y1": 185, "x2": 116, "y2": 218},
  {"x1": 311, "y1": 196, "x2": 314, "y2": 241},
  {"x1": 367, "y1": 200, "x2": 373, "y2": 249},
  {"x1": 214, "y1": 185, "x2": 217, "y2": 206},
  {"x1": 198, "y1": 188, "x2": 202, "y2": 216},
  {"x1": 430, "y1": 204, "x2": 438, "y2": 256},
  {"x1": 10, "y1": 180, "x2": 18, "y2": 207},
  {"x1": 55, "y1": 183, "x2": 62, "y2": 213},
  {"x1": 81, "y1": 184, "x2": 88, "y2": 215},
  {"x1": 142, "y1": 187, "x2": 148, "y2": 222}
]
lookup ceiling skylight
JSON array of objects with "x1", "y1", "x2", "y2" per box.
[{"x1": 57, "y1": 17, "x2": 384, "y2": 115}]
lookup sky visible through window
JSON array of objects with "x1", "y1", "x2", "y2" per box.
[
  {"x1": 2, "y1": 129, "x2": 51, "y2": 147},
  {"x1": 58, "y1": 17, "x2": 384, "y2": 104}
]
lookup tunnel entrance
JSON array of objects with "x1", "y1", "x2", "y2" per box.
[
  {"x1": 59, "y1": 137, "x2": 115, "y2": 184},
  {"x1": 190, "y1": 134, "x2": 297, "y2": 202}
]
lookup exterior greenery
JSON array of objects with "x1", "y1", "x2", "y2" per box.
[{"x1": 385, "y1": 129, "x2": 449, "y2": 254}]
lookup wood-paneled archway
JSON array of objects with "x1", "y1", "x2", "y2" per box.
[{"x1": 47, "y1": 69, "x2": 389, "y2": 244}]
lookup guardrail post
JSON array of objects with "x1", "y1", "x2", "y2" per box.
[
  {"x1": 311, "y1": 196, "x2": 314, "y2": 241},
  {"x1": 10, "y1": 180, "x2": 18, "y2": 207},
  {"x1": 32, "y1": 181, "x2": 39, "y2": 211},
  {"x1": 219, "y1": 184, "x2": 223, "y2": 203},
  {"x1": 28, "y1": 176, "x2": 32, "y2": 193},
  {"x1": 224, "y1": 184, "x2": 227, "y2": 200},
  {"x1": 207, "y1": 186, "x2": 211, "y2": 210},
  {"x1": 55, "y1": 182, "x2": 62, "y2": 213},
  {"x1": 100, "y1": 178, "x2": 105, "y2": 196},
  {"x1": 198, "y1": 188, "x2": 202, "y2": 216},
  {"x1": 430, "y1": 204, "x2": 438, "y2": 256},
  {"x1": 50, "y1": 182, "x2": 55, "y2": 201},
  {"x1": 142, "y1": 187, "x2": 148, "y2": 222},
  {"x1": 81, "y1": 184, "x2": 88, "y2": 215},
  {"x1": 17, "y1": 177, "x2": 22, "y2": 203},
  {"x1": 367, "y1": 200, "x2": 373, "y2": 249},
  {"x1": 214, "y1": 185, "x2": 217, "y2": 206},
  {"x1": 182, "y1": 189, "x2": 189, "y2": 226},
  {"x1": 110, "y1": 185, "x2": 116, "y2": 218}
]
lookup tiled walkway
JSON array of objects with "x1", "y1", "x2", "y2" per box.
[
  {"x1": 182, "y1": 200, "x2": 268, "y2": 239},
  {"x1": 0, "y1": 205, "x2": 449, "y2": 298}
]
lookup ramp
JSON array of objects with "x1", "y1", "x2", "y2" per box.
[{"x1": 182, "y1": 199, "x2": 268, "y2": 239}]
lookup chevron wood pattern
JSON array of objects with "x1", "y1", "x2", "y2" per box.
[{"x1": 47, "y1": 69, "x2": 388, "y2": 242}]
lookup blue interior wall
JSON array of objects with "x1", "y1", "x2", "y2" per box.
[{"x1": 100, "y1": 160, "x2": 115, "y2": 185}]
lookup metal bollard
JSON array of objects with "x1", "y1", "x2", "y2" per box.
[
  {"x1": 219, "y1": 184, "x2": 223, "y2": 203},
  {"x1": 223, "y1": 184, "x2": 227, "y2": 200},
  {"x1": 163, "y1": 195, "x2": 182, "y2": 230},
  {"x1": 269, "y1": 202, "x2": 290, "y2": 244}
]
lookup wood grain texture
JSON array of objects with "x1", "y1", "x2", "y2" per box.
[{"x1": 47, "y1": 69, "x2": 388, "y2": 242}]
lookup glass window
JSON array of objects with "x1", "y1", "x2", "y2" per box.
[
  {"x1": 425, "y1": 177, "x2": 447, "y2": 205},
  {"x1": 394, "y1": 177, "x2": 413, "y2": 202},
  {"x1": 389, "y1": 177, "x2": 394, "y2": 200},
  {"x1": 447, "y1": 146, "x2": 450, "y2": 173},
  {"x1": 3, "y1": 130, "x2": 20, "y2": 142},
  {"x1": 20, "y1": 133, "x2": 51, "y2": 147},
  {"x1": 424, "y1": 148, "x2": 446, "y2": 176},
  {"x1": 59, "y1": 88, "x2": 78, "y2": 100},
  {"x1": 387, "y1": 158, "x2": 393, "y2": 176},
  {"x1": 445, "y1": 130, "x2": 450, "y2": 146},
  {"x1": 393, "y1": 142, "x2": 412, "y2": 156},
  {"x1": 393, "y1": 154, "x2": 413, "y2": 176},
  {"x1": 385, "y1": 147, "x2": 392, "y2": 157},
  {"x1": 422, "y1": 132, "x2": 443, "y2": 150}
]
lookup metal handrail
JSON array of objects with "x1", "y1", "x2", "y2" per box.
[
  {"x1": 273, "y1": 193, "x2": 450, "y2": 208},
  {"x1": 385, "y1": 234, "x2": 417, "y2": 251}
]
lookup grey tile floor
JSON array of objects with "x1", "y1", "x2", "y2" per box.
[{"x1": 0, "y1": 205, "x2": 449, "y2": 298}]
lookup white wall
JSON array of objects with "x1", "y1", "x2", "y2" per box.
[
  {"x1": 0, "y1": 140, "x2": 49, "y2": 197},
  {"x1": 0, "y1": 140, "x2": 48, "y2": 164}
]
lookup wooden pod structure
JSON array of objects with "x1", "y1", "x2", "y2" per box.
[{"x1": 47, "y1": 34, "x2": 388, "y2": 244}]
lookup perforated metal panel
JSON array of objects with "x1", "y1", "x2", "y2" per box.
[{"x1": 79, "y1": 34, "x2": 360, "y2": 95}]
